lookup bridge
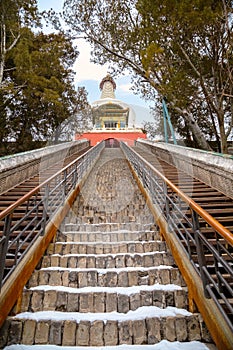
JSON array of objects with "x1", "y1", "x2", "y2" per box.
[{"x1": 0, "y1": 139, "x2": 232, "y2": 350}]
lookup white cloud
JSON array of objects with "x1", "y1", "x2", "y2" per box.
[
  {"x1": 73, "y1": 40, "x2": 109, "y2": 83},
  {"x1": 118, "y1": 83, "x2": 132, "y2": 93}
]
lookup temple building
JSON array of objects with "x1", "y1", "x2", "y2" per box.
[{"x1": 75, "y1": 74, "x2": 147, "y2": 146}]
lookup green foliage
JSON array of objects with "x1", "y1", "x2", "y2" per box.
[
  {"x1": 63, "y1": 0, "x2": 233, "y2": 152},
  {"x1": 0, "y1": 2, "x2": 90, "y2": 155}
]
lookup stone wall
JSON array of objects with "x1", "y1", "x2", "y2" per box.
[
  {"x1": 0, "y1": 140, "x2": 89, "y2": 194},
  {"x1": 136, "y1": 139, "x2": 233, "y2": 199}
]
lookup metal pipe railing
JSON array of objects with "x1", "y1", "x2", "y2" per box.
[
  {"x1": 121, "y1": 141, "x2": 233, "y2": 332},
  {"x1": 0, "y1": 141, "x2": 104, "y2": 289}
]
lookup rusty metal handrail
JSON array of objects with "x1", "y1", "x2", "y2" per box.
[
  {"x1": 0, "y1": 141, "x2": 104, "y2": 288},
  {"x1": 121, "y1": 141, "x2": 233, "y2": 332}
]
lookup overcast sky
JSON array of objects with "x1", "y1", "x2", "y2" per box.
[{"x1": 37, "y1": 0, "x2": 152, "y2": 126}]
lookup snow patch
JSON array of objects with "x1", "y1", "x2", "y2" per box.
[
  {"x1": 12, "y1": 306, "x2": 192, "y2": 323},
  {"x1": 4, "y1": 340, "x2": 211, "y2": 350}
]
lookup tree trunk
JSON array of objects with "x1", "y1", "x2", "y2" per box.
[
  {"x1": 175, "y1": 107, "x2": 212, "y2": 151},
  {"x1": 218, "y1": 113, "x2": 228, "y2": 154}
]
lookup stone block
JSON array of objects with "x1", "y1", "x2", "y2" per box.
[
  {"x1": 104, "y1": 320, "x2": 118, "y2": 345},
  {"x1": 118, "y1": 271, "x2": 129, "y2": 287},
  {"x1": 87, "y1": 270, "x2": 98, "y2": 286},
  {"x1": 90, "y1": 320, "x2": 104, "y2": 346},
  {"x1": 67, "y1": 292, "x2": 79, "y2": 312},
  {"x1": 56, "y1": 292, "x2": 67, "y2": 312},
  {"x1": 49, "y1": 271, "x2": 62, "y2": 286},
  {"x1": 164, "y1": 317, "x2": 176, "y2": 341},
  {"x1": 78, "y1": 271, "x2": 88, "y2": 288},
  {"x1": 106, "y1": 292, "x2": 117, "y2": 312},
  {"x1": 28, "y1": 270, "x2": 39, "y2": 287},
  {"x1": 49, "y1": 321, "x2": 63, "y2": 345},
  {"x1": 79, "y1": 293, "x2": 93, "y2": 313},
  {"x1": 105, "y1": 271, "x2": 118, "y2": 287},
  {"x1": 61, "y1": 270, "x2": 69, "y2": 286},
  {"x1": 141, "y1": 290, "x2": 152, "y2": 306},
  {"x1": 175, "y1": 316, "x2": 188, "y2": 341},
  {"x1": 31, "y1": 290, "x2": 44, "y2": 312},
  {"x1": 9, "y1": 320, "x2": 23, "y2": 346},
  {"x1": 22, "y1": 319, "x2": 36, "y2": 345},
  {"x1": 106, "y1": 256, "x2": 115, "y2": 268},
  {"x1": 69, "y1": 256, "x2": 78, "y2": 268},
  {"x1": 132, "y1": 319, "x2": 147, "y2": 344},
  {"x1": 51, "y1": 255, "x2": 59, "y2": 267},
  {"x1": 115, "y1": 255, "x2": 125, "y2": 268},
  {"x1": 118, "y1": 294, "x2": 129, "y2": 313},
  {"x1": 20, "y1": 290, "x2": 31, "y2": 312},
  {"x1": 144, "y1": 254, "x2": 154, "y2": 267},
  {"x1": 187, "y1": 315, "x2": 201, "y2": 341},
  {"x1": 165, "y1": 291, "x2": 174, "y2": 307},
  {"x1": 119, "y1": 320, "x2": 133, "y2": 344},
  {"x1": 60, "y1": 256, "x2": 68, "y2": 268},
  {"x1": 174, "y1": 289, "x2": 187, "y2": 309},
  {"x1": 87, "y1": 256, "x2": 95, "y2": 268},
  {"x1": 146, "y1": 317, "x2": 161, "y2": 344},
  {"x1": 35, "y1": 321, "x2": 50, "y2": 344},
  {"x1": 125, "y1": 254, "x2": 134, "y2": 267},
  {"x1": 76, "y1": 321, "x2": 90, "y2": 346},
  {"x1": 128, "y1": 271, "x2": 139, "y2": 287},
  {"x1": 130, "y1": 293, "x2": 141, "y2": 311},
  {"x1": 96, "y1": 256, "x2": 106, "y2": 269},
  {"x1": 77, "y1": 256, "x2": 87, "y2": 268},
  {"x1": 93, "y1": 292, "x2": 105, "y2": 312},
  {"x1": 62, "y1": 320, "x2": 77, "y2": 346},
  {"x1": 43, "y1": 290, "x2": 57, "y2": 311}
]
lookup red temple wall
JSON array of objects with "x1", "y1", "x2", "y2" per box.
[{"x1": 75, "y1": 131, "x2": 147, "y2": 146}]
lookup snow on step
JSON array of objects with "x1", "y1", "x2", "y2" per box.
[
  {"x1": 41, "y1": 251, "x2": 175, "y2": 269},
  {"x1": 21, "y1": 284, "x2": 188, "y2": 313},
  {"x1": 5, "y1": 306, "x2": 207, "y2": 346},
  {"x1": 48, "y1": 240, "x2": 167, "y2": 255},
  {"x1": 28, "y1": 265, "x2": 185, "y2": 289},
  {"x1": 58, "y1": 229, "x2": 160, "y2": 242},
  {"x1": 3, "y1": 341, "x2": 215, "y2": 350}
]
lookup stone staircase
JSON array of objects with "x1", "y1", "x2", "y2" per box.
[{"x1": 0, "y1": 149, "x2": 216, "y2": 349}]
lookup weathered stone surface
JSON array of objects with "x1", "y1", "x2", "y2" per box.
[
  {"x1": 49, "y1": 321, "x2": 63, "y2": 345},
  {"x1": 93, "y1": 292, "x2": 105, "y2": 312},
  {"x1": 187, "y1": 315, "x2": 201, "y2": 341},
  {"x1": 76, "y1": 321, "x2": 90, "y2": 346},
  {"x1": 118, "y1": 293, "x2": 129, "y2": 313},
  {"x1": 90, "y1": 320, "x2": 104, "y2": 346},
  {"x1": 43, "y1": 290, "x2": 57, "y2": 311},
  {"x1": 146, "y1": 317, "x2": 161, "y2": 344},
  {"x1": 35, "y1": 321, "x2": 50, "y2": 344},
  {"x1": 62, "y1": 320, "x2": 77, "y2": 346},
  {"x1": 8, "y1": 320, "x2": 23, "y2": 345},
  {"x1": 119, "y1": 320, "x2": 133, "y2": 345},
  {"x1": 175, "y1": 316, "x2": 188, "y2": 341},
  {"x1": 132, "y1": 319, "x2": 147, "y2": 344},
  {"x1": 104, "y1": 320, "x2": 118, "y2": 345},
  {"x1": 22, "y1": 319, "x2": 36, "y2": 345}
]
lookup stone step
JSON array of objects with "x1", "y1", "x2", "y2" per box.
[
  {"x1": 47, "y1": 240, "x2": 167, "y2": 255},
  {"x1": 62, "y1": 222, "x2": 158, "y2": 233},
  {"x1": 1, "y1": 343, "x2": 218, "y2": 350},
  {"x1": 57, "y1": 230, "x2": 160, "y2": 242},
  {"x1": 41, "y1": 251, "x2": 175, "y2": 269},
  {"x1": 21, "y1": 284, "x2": 188, "y2": 313},
  {"x1": 27, "y1": 266, "x2": 185, "y2": 289},
  {"x1": 4, "y1": 306, "x2": 209, "y2": 346},
  {"x1": 66, "y1": 214, "x2": 154, "y2": 225}
]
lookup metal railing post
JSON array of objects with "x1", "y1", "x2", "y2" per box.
[
  {"x1": 192, "y1": 210, "x2": 210, "y2": 298},
  {"x1": 0, "y1": 214, "x2": 12, "y2": 289}
]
